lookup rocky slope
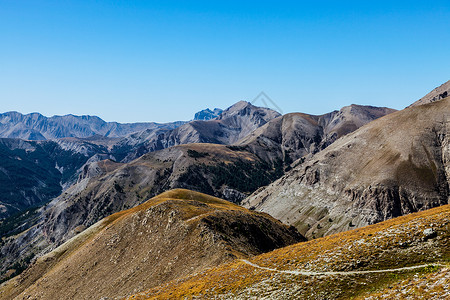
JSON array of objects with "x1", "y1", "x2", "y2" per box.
[
  {"x1": 0, "y1": 189, "x2": 304, "y2": 300},
  {"x1": 238, "y1": 104, "x2": 395, "y2": 165},
  {"x1": 128, "y1": 204, "x2": 450, "y2": 299},
  {"x1": 243, "y1": 97, "x2": 450, "y2": 239},
  {"x1": 0, "y1": 111, "x2": 184, "y2": 140},
  {"x1": 410, "y1": 80, "x2": 450, "y2": 107}
]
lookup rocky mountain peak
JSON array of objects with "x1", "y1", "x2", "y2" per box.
[{"x1": 194, "y1": 108, "x2": 223, "y2": 120}]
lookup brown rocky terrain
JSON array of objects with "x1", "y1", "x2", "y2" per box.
[
  {"x1": 0, "y1": 189, "x2": 304, "y2": 300},
  {"x1": 243, "y1": 97, "x2": 450, "y2": 239}
]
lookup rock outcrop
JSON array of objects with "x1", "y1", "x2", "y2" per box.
[{"x1": 409, "y1": 80, "x2": 450, "y2": 107}]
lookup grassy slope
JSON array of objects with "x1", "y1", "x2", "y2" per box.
[
  {"x1": 0, "y1": 189, "x2": 302, "y2": 300},
  {"x1": 130, "y1": 204, "x2": 450, "y2": 299}
]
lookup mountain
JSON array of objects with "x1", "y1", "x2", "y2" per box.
[
  {"x1": 129, "y1": 204, "x2": 449, "y2": 299},
  {"x1": 116, "y1": 101, "x2": 281, "y2": 162},
  {"x1": 0, "y1": 102, "x2": 394, "y2": 220},
  {"x1": 194, "y1": 108, "x2": 223, "y2": 120},
  {"x1": 243, "y1": 97, "x2": 450, "y2": 239},
  {"x1": 409, "y1": 80, "x2": 450, "y2": 107},
  {"x1": 0, "y1": 111, "x2": 184, "y2": 140},
  {"x1": 237, "y1": 104, "x2": 396, "y2": 165},
  {"x1": 0, "y1": 189, "x2": 304, "y2": 299}
]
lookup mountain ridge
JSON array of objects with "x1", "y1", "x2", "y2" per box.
[
  {"x1": 243, "y1": 97, "x2": 450, "y2": 239},
  {"x1": 0, "y1": 102, "x2": 396, "y2": 278},
  {"x1": 0, "y1": 111, "x2": 186, "y2": 140}
]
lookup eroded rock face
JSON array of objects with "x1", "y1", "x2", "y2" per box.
[
  {"x1": 0, "y1": 190, "x2": 304, "y2": 300},
  {"x1": 243, "y1": 98, "x2": 450, "y2": 239}
]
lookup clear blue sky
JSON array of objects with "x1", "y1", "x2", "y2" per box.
[{"x1": 1, "y1": 1, "x2": 449, "y2": 123}]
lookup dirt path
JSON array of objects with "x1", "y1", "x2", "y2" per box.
[{"x1": 241, "y1": 259, "x2": 446, "y2": 276}]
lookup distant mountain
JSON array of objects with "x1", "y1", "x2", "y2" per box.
[
  {"x1": 409, "y1": 80, "x2": 450, "y2": 107},
  {"x1": 0, "y1": 101, "x2": 282, "y2": 218},
  {"x1": 194, "y1": 108, "x2": 223, "y2": 120},
  {"x1": 0, "y1": 111, "x2": 184, "y2": 140},
  {"x1": 243, "y1": 97, "x2": 450, "y2": 239},
  {"x1": 0, "y1": 189, "x2": 304, "y2": 298},
  {"x1": 117, "y1": 101, "x2": 281, "y2": 162}
]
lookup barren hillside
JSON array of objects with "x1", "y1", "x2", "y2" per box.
[{"x1": 0, "y1": 189, "x2": 304, "y2": 300}]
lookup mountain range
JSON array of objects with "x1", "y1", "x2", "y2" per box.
[
  {"x1": 0, "y1": 111, "x2": 186, "y2": 140},
  {"x1": 0, "y1": 100, "x2": 397, "y2": 280},
  {"x1": 0, "y1": 80, "x2": 449, "y2": 299}
]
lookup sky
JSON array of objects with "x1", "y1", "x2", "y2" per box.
[{"x1": 1, "y1": 1, "x2": 449, "y2": 123}]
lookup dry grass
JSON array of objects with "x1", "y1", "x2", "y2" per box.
[
  {"x1": 129, "y1": 204, "x2": 450, "y2": 299},
  {"x1": 0, "y1": 189, "x2": 301, "y2": 300}
]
